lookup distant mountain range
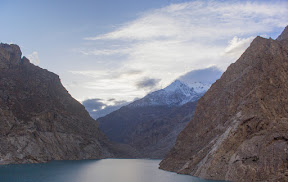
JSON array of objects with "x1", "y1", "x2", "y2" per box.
[
  {"x1": 97, "y1": 79, "x2": 214, "y2": 158},
  {"x1": 83, "y1": 67, "x2": 222, "y2": 119}
]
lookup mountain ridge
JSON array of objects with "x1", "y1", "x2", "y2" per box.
[
  {"x1": 97, "y1": 79, "x2": 210, "y2": 158},
  {"x1": 159, "y1": 27, "x2": 288, "y2": 181},
  {"x1": 128, "y1": 80, "x2": 209, "y2": 107},
  {"x1": 0, "y1": 43, "x2": 135, "y2": 164}
]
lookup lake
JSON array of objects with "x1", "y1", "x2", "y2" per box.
[{"x1": 0, "y1": 159, "x2": 220, "y2": 182}]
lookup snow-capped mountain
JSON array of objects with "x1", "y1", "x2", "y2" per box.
[
  {"x1": 129, "y1": 80, "x2": 211, "y2": 107},
  {"x1": 97, "y1": 79, "x2": 212, "y2": 158},
  {"x1": 186, "y1": 81, "x2": 211, "y2": 94}
]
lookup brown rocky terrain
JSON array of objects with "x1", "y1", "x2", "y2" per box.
[
  {"x1": 159, "y1": 26, "x2": 288, "y2": 181},
  {"x1": 0, "y1": 43, "x2": 135, "y2": 164}
]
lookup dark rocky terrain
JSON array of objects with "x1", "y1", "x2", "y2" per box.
[
  {"x1": 129, "y1": 101, "x2": 198, "y2": 158},
  {"x1": 0, "y1": 43, "x2": 135, "y2": 164},
  {"x1": 97, "y1": 80, "x2": 204, "y2": 158},
  {"x1": 98, "y1": 102, "x2": 198, "y2": 159},
  {"x1": 160, "y1": 26, "x2": 288, "y2": 181}
]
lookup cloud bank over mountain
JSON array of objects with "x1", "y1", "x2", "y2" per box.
[
  {"x1": 69, "y1": 0, "x2": 288, "y2": 103},
  {"x1": 178, "y1": 67, "x2": 223, "y2": 85},
  {"x1": 83, "y1": 98, "x2": 130, "y2": 119}
]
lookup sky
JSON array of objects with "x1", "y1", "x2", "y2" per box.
[{"x1": 1, "y1": 0, "x2": 287, "y2": 109}]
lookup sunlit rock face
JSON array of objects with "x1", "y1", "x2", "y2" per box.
[
  {"x1": 0, "y1": 43, "x2": 119, "y2": 164},
  {"x1": 160, "y1": 26, "x2": 288, "y2": 181}
]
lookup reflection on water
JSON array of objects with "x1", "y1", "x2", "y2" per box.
[{"x1": 0, "y1": 159, "x2": 220, "y2": 182}]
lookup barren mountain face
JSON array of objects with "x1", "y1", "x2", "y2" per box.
[
  {"x1": 0, "y1": 44, "x2": 117, "y2": 164},
  {"x1": 160, "y1": 26, "x2": 288, "y2": 181}
]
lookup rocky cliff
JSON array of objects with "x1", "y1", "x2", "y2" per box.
[
  {"x1": 0, "y1": 43, "x2": 125, "y2": 164},
  {"x1": 159, "y1": 26, "x2": 288, "y2": 181}
]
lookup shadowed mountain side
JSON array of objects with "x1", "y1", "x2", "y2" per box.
[
  {"x1": 130, "y1": 101, "x2": 198, "y2": 159},
  {"x1": 98, "y1": 101, "x2": 199, "y2": 159},
  {"x1": 0, "y1": 43, "x2": 137, "y2": 164}
]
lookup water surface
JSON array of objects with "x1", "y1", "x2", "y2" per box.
[{"x1": 0, "y1": 159, "x2": 220, "y2": 182}]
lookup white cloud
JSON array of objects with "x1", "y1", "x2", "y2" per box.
[
  {"x1": 27, "y1": 51, "x2": 40, "y2": 65},
  {"x1": 72, "y1": 0, "x2": 288, "y2": 102},
  {"x1": 222, "y1": 36, "x2": 255, "y2": 58},
  {"x1": 85, "y1": 1, "x2": 287, "y2": 41},
  {"x1": 85, "y1": 14, "x2": 180, "y2": 41},
  {"x1": 79, "y1": 48, "x2": 131, "y2": 56},
  {"x1": 69, "y1": 69, "x2": 148, "y2": 102}
]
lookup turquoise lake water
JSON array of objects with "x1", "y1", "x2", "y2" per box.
[{"x1": 0, "y1": 159, "x2": 221, "y2": 182}]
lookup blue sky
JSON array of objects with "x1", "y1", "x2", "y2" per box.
[{"x1": 1, "y1": 0, "x2": 287, "y2": 106}]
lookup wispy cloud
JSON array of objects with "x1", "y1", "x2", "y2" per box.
[
  {"x1": 69, "y1": 69, "x2": 147, "y2": 102},
  {"x1": 82, "y1": 98, "x2": 130, "y2": 119},
  {"x1": 70, "y1": 69, "x2": 142, "y2": 79},
  {"x1": 78, "y1": 48, "x2": 131, "y2": 56},
  {"x1": 27, "y1": 51, "x2": 40, "y2": 65},
  {"x1": 221, "y1": 36, "x2": 255, "y2": 58},
  {"x1": 85, "y1": 1, "x2": 287, "y2": 41},
  {"x1": 178, "y1": 66, "x2": 223, "y2": 84},
  {"x1": 72, "y1": 0, "x2": 288, "y2": 102},
  {"x1": 136, "y1": 77, "x2": 161, "y2": 90}
]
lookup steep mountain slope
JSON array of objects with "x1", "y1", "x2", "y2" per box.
[
  {"x1": 160, "y1": 26, "x2": 288, "y2": 181},
  {"x1": 97, "y1": 80, "x2": 209, "y2": 158},
  {"x1": 0, "y1": 43, "x2": 126, "y2": 164},
  {"x1": 129, "y1": 101, "x2": 198, "y2": 158}
]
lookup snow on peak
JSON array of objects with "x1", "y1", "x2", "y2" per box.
[
  {"x1": 129, "y1": 80, "x2": 208, "y2": 107},
  {"x1": 164, "y1": 80, "x2": 187, "y2": 91},
  {"x1": 165, "y1": 80, "x2": 211, "y2": 94},
  {"x1": 186, "y1": 82, "x2": 211, "y2": 94},
  {"x1": 163, "y1": 80, "x2": 192, "y2": 96}
]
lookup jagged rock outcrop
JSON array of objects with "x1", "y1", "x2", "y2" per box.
[
  {"x1": 160, "y1": 26, "x2": 288, "y2": 181},
  {"x1": 97, "y1": 80, "x2": 207, "y2": 158},
  {"x1": 0, "y1": 43, "x2": 126, "y2": 164},
  {"x1": 277, "y1": 26, "x2": 288, "y2": 41}
]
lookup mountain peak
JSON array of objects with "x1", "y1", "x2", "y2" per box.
[
  {"x1": 129, "y1": 80, "x2": 202, "y2": 107},
  {"x1": 0, "y1": 43, "x2": 22, "y2": 66},
  {"x1": 163, "y1": 80, "x2": 188, "y2": 92},
  {"x1": 164, "y1": 79, "x2": 211, "y2": 94},
  {"x1": 0, "y1": 43, "x2": 116, "y2": 164},
  {"x1": 276, "y1": 25, "x2": 288, "y2": 41}
]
